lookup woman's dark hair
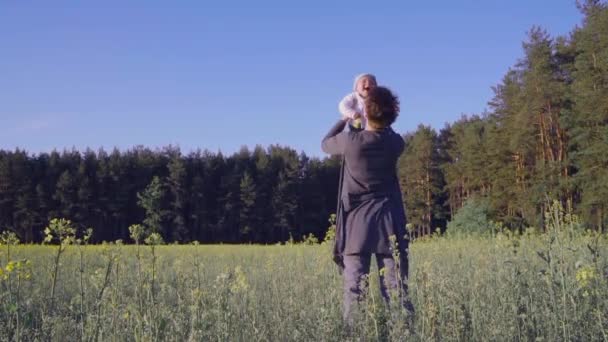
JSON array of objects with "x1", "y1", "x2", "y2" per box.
[{"x1": 365, "y1": 86, "x2": 400, "y2": 128}]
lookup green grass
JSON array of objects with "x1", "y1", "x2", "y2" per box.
[{"x1": 1, "y1": 225, "x2": 607, "y2": 340}]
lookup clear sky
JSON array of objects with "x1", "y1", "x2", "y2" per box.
[{"x1": 1, "y1": 1, "x2": 583, "y2": 158}]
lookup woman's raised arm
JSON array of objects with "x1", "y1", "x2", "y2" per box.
[{"x1": 321, "y1": 119, "x2": 349, "y2": 155}]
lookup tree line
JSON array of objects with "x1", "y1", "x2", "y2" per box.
[
  {"x1": 400, "y1": 0, "x2": 608, "y2": 236},
  {"x1": 1, "y1": 1, "x2": 607, "y2": 242},
  {"x1": 0, "y1": 145, "x2": 343, "y2": 243}
]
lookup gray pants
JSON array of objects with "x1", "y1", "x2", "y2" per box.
[{"x1": 343, "y1": 253, "x2": 413, "y2": 322}]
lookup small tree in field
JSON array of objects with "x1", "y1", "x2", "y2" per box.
[
  {"x1": 137, "y1": 176, "x2": 166, "y2": 236},
  {"x1": 447, "y1": 198, "x2": 493, "y2": 237}
]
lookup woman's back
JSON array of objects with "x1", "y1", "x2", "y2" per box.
[{"x1": 342, "y1": 128, "x2": 405, "y2": 198}]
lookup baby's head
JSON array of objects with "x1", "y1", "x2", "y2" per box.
[{"x1": 353, "y1": 73, "x2": 377, "y2": 98}]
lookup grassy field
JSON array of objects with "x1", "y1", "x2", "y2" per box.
[{"x1": 1, "y1": 214, "x2": 607, "y2": 341}]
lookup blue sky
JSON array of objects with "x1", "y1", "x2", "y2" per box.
[{"x1": 1, "y1": 1, "x2": 582, "y2": 158}]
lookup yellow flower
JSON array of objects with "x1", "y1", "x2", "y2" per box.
[
  {"x1": 230, "y1": 266, "x2": 249, "y2": 294},
  {"x1": 5, "y1": 261, "x2": 16, "y2": 273},
  {"x1": 576, "y1": 265, "x2": 597, "y2": 288}
]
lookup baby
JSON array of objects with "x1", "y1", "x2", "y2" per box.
[{"x1": 338, "y1": 73, "x2": 378, "y2": 129}]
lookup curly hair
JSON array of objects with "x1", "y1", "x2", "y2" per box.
[{"x1": 365, "y1": 86, "x2": 400, "y2": 128}]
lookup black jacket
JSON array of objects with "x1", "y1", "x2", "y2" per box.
[{"x1": 322, "y1": 120, "x2": 408, "y2": 269}]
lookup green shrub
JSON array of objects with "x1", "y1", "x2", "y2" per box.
[{"x1": 447, "y1": 198, "x2": 493, "y2": 237}]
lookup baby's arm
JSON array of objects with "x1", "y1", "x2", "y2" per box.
[{"x1": 338, "y1": 93, "x2": 361, "y2": 120}]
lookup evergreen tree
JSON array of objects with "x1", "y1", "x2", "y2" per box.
[
  {"x1": 570, "y1": 0, "x2": 608, "y2": 230},
  {"x1": 399, "y1": 125, "x2": 444, "y2": 237},
  {"x1": 11, "y1": 150, "x2": 37, "y2": 241},
  {"x1": 239, "y1": 171, "x2": 257, "y2": 240},
  {"x1": 54, "y1": 170, "x2": 78, "y2": 220},
  {"x1": 167, "y1": 151, "x2": 188, "y2": 241},
  {"x1": 270, "y1": 147, "x2": 300, "y2": 241},
  {"x1": 0, "y1": 151, "x2": 14, "y2": 230}
]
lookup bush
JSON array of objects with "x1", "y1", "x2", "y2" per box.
[{"x1": 447, "y1": 198, "x2": 493, "y2": 237}]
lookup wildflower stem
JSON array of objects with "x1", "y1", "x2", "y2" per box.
[
  {"x1": 49, "y1": 244, "x2": 65, "y2": 307},
  {"x1": 15, "y1": 274, "x2": 21, "y2": 342},
  {"x1": 90, "y1": 252, "x2": 114, "y2": 342},
  {"x1": 79, "y1": 244, "x2": 86, "y2": 342}
]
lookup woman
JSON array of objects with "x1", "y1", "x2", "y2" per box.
[{"x1": 322, "y1": 86, "x2": 413, "y2": 322}]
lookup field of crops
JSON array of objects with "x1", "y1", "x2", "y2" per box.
[{"x1": 1, "y1": 213, "x2": 607, "y2": 341}]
